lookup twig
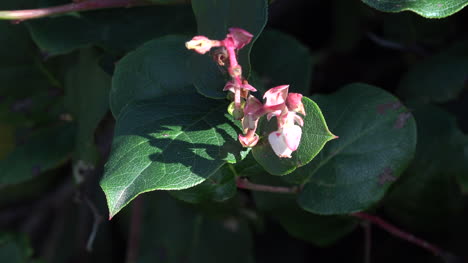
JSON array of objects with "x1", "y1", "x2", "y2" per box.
[
  {"x1": 84, "y1": 197, "x2": 103, "y2": 252},
  {"x1": 366, "y1": 32, "x2": 427, "y2": 56},
  {"x1": 351, "y1": 212, "x2": 443, "y2": 256},
  {"x1": 235, "y1": 177, "x2": 299, "y2": 194},
  {"x1": 125, "y1": 196, "x2": 144, "y2": 263},
  {"x1": 0, "y1": 0, "x2": 186, "y2": 22}
]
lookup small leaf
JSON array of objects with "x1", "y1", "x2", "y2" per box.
[
  {"x1": 361, "y1": 0, "x2": 468, "y2": 18},
  {"x1": 64, "y1": 48, "x2": 110, "y2": 163},
  {"x1": 251, "y1": 30, "x2": 313, "y2": 95},
  {"x1": 291, "y1": 83, "x2": 417, "y2": 215},
  {"x1": 138, "y1": 192, "x2": 254, "y2": 263},
  {"x1": 190, "y1": 0, "x2": 268, "y2": 98},
  {"x1": 384, "y1": 105, "x2": 466, "y2": 232},
  {"x1": 100, "y1": 93, "x2": 249, "y2": 218},
  {"x1": 397, "y1": 41, "x2": 468, "y2": 104},
  {"x1": 0, "y1": 123, "x2": 75, "y2": 186},
  {"x1": 110, "y1": 35, "x2": 194, "y2": 118},
  {"x1": 252, "y1": 97, "x2": 335, "y2": 175},
  {"x1": 26, "y1": 6, "x2": 196, "y2": 56},
  {"x1": 169, "y1": 165, "x2": 237, "y2": 204}
]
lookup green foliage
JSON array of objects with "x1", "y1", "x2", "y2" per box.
[
  {"x1": 397, "y1": 41, "x2": 468, "y2": 103},
  {"x1": 190, "y1": 0, "x2": 268, "y2": 99},
  {"x1": 0, "y1": 123, "x2": 75, "y2": 185},
  {"x1": 384, "y1": 105, "x2": 467, "y2": 232},
  {"x1": 26, "y1": 5, "x2": 196, "y2": 56},
  {"x1": 169, "y1": 165, "x2": 237, "y2": 204},
  {"x1": 0, "y1": 233, "x2": 36, "y2": 263},
  {"x1": 251, "y1": 30, "x2": 313, "y2": 95},
  {"x1": 291, "y1": 84, "x2": 417, "y2": 215},
  {"x1": 64, "y1": 48, "x2": 110, "y2": 163},
  {"x1": 110, "y1": 35, "x2": 193, "y2": 117},
  {"x1": 100, "y1": 93, "x2": 249, "y2": 218},
  {"x1": 138, "y1": 192, "x2": 255, "y2": 263},
  {"x1": 1, "y1": 0, "x2": 468, "y2": 262},
  {"x1": 252, "y1": 97, "x2": 335, "y2": 175},
  {"x1": 251, "y1": 174, "x2": 357, "y2": 246},
  {"x1": 361, "y1": 0, "x2": 468, "y2": 18}
]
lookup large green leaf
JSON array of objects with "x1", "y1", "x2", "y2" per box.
[
  {"x1": 361, "y1": 0, "x2": 468, "y2": 18},
  {"x1": 250, "y1": 174, "x2": 357, "y2": 247},
  {"x1": 138, "y1": 192, "x2": 254, "y2": 263},
  {"x1": 289, "y1": 84, "x2": 417, "y2": 215},
  {"x1": 190, "y1": 0, "x2": 268, "y2": 99},
  {"x1": 26, "y1": 5, "x2": 195, "y2": 56},
  {"x1": 100, "y1": 93, "x2": 249, "y2": 218},
  {"x1": 252, "y1": 97, "x2": 336, "y2": 175},
  {"x1": 397, "y1": 41, "x2": 468, "y2": 103},
  {"x1": 0, "y1": 123, "x2": 75, "y2": 186},
  {"x1": 64, "y1": 48, "x2": 110, "y2": 163},
  {"x1": 110, "y1": 35, "x2": 193, "y2": 118},
  {"x1": 384, "y1": 105, "x2": 466, "y2": 232},
  {"x1": 251, "y1": 30, "x2": 313, "y2": 95}
]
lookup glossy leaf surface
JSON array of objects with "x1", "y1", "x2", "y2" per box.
[
  {"x1": 362, "y1": 0, "x2": 468, "y2": 18},
  {"x1": 291, "y1": 84, "x2": 417, "y2": 215},
  {"x1": 101, "y1": 93, "x2": 248, "y2": 218}
]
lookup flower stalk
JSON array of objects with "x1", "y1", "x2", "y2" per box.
[{"x1": 186, "y1": 28, "x2": 307, "y2": 158}]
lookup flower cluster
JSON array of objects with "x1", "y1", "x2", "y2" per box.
[{"x1": 186, "y1": 28, "x2": 306, "y2": 158}]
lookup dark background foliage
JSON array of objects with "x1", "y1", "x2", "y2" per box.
[{"x1": 0, "y1": 0, "x2": 467, "y2": 262}]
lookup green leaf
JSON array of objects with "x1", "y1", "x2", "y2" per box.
[
  {"x1": 0, "y1": 123, "x2": 75, "y2": 186},
  {"x1": 384, "y1": 105, "x2": 466, "y2": 232},
  {"x1": 169, "y1": 165, "x2": 237, "y2": 204},
  {"x1": 290, "y1": 83, "x2": 417, "y2": 215},
  {"x1": 251, "y1": 30, "x2": 313, "y2": 95},
  {"x1": 26, "y1": 5, "x2": 195, "y2": 56},
  {"x1": 252, "y1": 97, "x2": 336, "y2": 176},
  {"x1": 397, "y1": 41, "x2": 468, "y2": 103},
  {"x1": 138, "y1": 192, "x2": 254, "y2": 263},
  {"x1": 100, "y1": 93, "x2": 249, "y2": 218},
  {"x1": 361, "y1": 0, "x2": 468, "y2": 18},
  {"x1": 110, "y1": 35, "x2": 194, "y2": 118},
  {"x1": 251, "y1": 174, "x2": 357, "y2": 246},
  {"x1": 64, "y1": 48, "x2": 110, "y2": 163},
  {"x1": 190, "y1": 0, "x2": 268, "y2": 99}
]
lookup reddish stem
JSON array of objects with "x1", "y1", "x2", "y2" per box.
[
  {"x1": 225, "y1": 45, "x2": 243, "y2": 108},
  {"x1": 351, "y1": 212, "x2": 443, "y2": 256},
  {"x1": 0, "y1": 0, "x2": 162, "y2": 21},
  {"x1": 236, "y1": 177, "x2": 299, "y2": 194}
]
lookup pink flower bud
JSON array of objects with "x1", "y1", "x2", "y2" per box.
[
  {"x1": 239, "y1": 133, "x2": 259, "y2": 147},
  {"x1": 242, "y1": 95, "x2": 263, "y2": 131},
  {"x1": 185, "y1": 36, "x2": 220, "y2": 54},
  {"x1": 227, "y1": 28, "x2": 253, "y2": 50},
  {"x1": 286, "y1": 93, "x2": 306, "y2": 115}
]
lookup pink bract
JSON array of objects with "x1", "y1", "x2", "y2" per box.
[{"x1": 227, "y1": 28, "x2": 254, "y2": 50}]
